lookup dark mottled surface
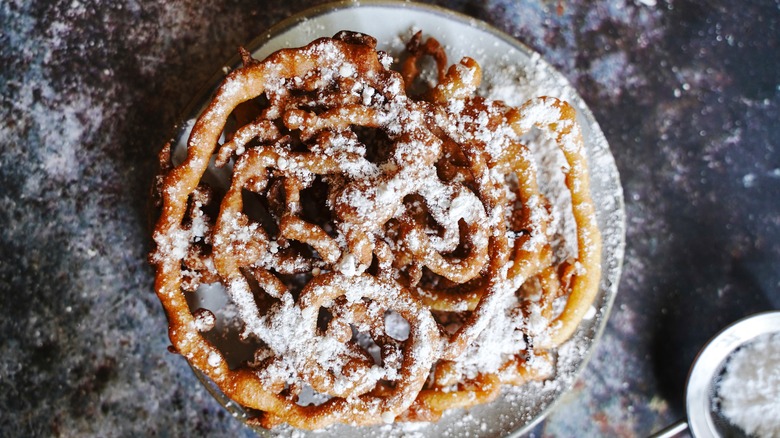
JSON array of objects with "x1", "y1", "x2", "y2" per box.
[{"x1": 1, "y1": 0, "x2": 778, "y2": 436}]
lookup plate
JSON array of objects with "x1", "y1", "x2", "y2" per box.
[{"x1": 171, "y1": 1, "x2": 626, "y2": 436}]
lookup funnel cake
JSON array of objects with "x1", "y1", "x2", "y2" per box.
[{"x1": 151, "y1": 31, "x2": 601, "y2": 430}]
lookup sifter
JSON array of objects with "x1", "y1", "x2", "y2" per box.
[{"x1": 650, "y1": 311, "x2": 780, "y2": 438}]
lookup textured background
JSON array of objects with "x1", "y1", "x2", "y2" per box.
[{"x1": 1, "y1": 0, "x2": 778, "y2": 436}]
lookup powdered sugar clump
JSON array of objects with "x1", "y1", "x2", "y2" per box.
[{"x1": 716, "y1": 332, "x2": 780, "y2": 437}]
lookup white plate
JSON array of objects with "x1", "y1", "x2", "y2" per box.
[{"x1": 174, "y1": 1, "x2": 626, "y2": 436}]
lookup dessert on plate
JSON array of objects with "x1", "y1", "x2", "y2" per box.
[{"x1": 151, "y1": 30, "x2": 601, "y2": 430}]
